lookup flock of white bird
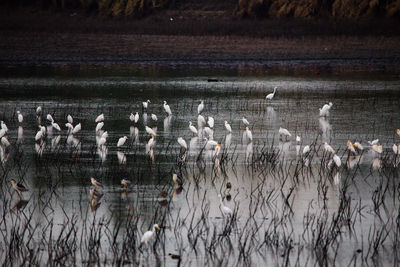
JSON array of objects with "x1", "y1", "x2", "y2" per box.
[{"x1": 4, "y1": 86, "x2": 400, "y2": 245}]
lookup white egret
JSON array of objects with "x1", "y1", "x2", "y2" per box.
[
  {"x1": 1, "y1": 137, "x2": 10, "y2": 147},
  {"x1": 224, "y1": 121, "x2": 232, "y2": 133},
  {"x1": 303, "y1": 145, "x2": 310, "y2": 155},
  {"x1": 198, "y1": 101, "x2": 204, "y2": 114},
  {"x1": 35, "y1": 130, "x2": 44, "y2": 141},
  {"x1": 368, "y1": 139, "x2": 379, "y2": 145},
  {"x1": 10, "y1": 179, "x2": 28, "y2": 199},
  {"x1": 189, "y1": 121, "x2": 198, "y2": 135},
  {"x1": 218, "y1": 194, "x2": 233, "y2": 217},
  {"x1": 207, "y1": 117, "x2": 214, "y2": 128},
  {"x1": 177, "y1": 137, "x2": 187, "y2": 150},
  {"x1": 36, "y1": 106, "x2": 42, "y2": 115},
  {"x1": 324, "y1": 142, "x2": 335, "y2": 154},
  {"x1": 198, "y1": 115, "x2": 206, "y2": 128},
  {"x1": 129, "y1": 113, "x2": 135, "y2": 122},
  {"x1": 141, "y1": 224, "x2": 161, "y2": 244},
  {"x1": 205, "y1": 138, "x2": 218, "y2": 150},
  {"x1": 266, "y1": 86, "x2": 277, "y2": 100},
  {"x1": 134, "y1": 112, "x2": 139, "y2": 123},
  {"x1": 393, "y1": 144, "x2": 399, "y2": 154},
  {"x1": 242, "y1": 117, "x2": 250, "y2": 126},
  {"x1": 17, "y1": 111, "x2": 23, "y2": 123},
  {"x1": 145, "y1": 126, "x2": 156, "y2": 136},
  {"x1": 46, "y1": 114, "x2": 54, "y2": 123},
  {"x1": 1, "y1": 121, "x2": 8, "y2": 132},
  {"x1": 333, "y1": 154, "x2": 341, "y2": 167},
  {"x1": 51, "y1": 122, "x2": 61, "y2": 131},
  {"x1": 163, "y1": 101, "x2": 172, "y2": 116},
  {"x1": 67, "y1": 115, "x2": 73, "y2": 124},
  {"x1": 95, "y1": 114, "x2": 104, "y2": 123},
  {"x1": 203, "y1": 127, "x2": 213, "y2": 139},
  {"x1": 0, "y1": 129, "x2": 5, "y2": 138},
  {"x1": 279, "y1": 127, "x2": 291, "y2": 140},
  {"x1": 72, "y1": 123, "x2": 81, "y2": 134},
  {"x1": 245, "y1": 127, "x2": 253, "y2": 142},
  {"x1": 117, "y1": 136, "x2": 128, "y2": 147},
  {"x1": 65, "y1": 123, "x2": 73, "y2": 133},
  {"x1": 319, "y1": 102, "x2": 333, "y2": 117},
  {"x1": 96, "y1": 122, "x2": 104, "y2": 132},
  {"x1": 98, "y1": 136, "x2": 106, "y2": 147},
  {"x1": 90, "y1": 177, "x2": 103, "y2": 189},
  {"x1": 101, "y1": 131, "x2": 108, "y2": 139},
  {"x1": 296, "y1": 136, "x2": 301, "y2": 143},
  {"x1": 147, "y1": 134, "x2": 156, "y2": 149},
  {"x1": 151, "y1": 114, "x2": 158, "y2": 121},
  {"x1": 142, "y1": 100, "x2": 150, "y2": 110}
]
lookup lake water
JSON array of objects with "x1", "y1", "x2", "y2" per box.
[{"x1": 0, "y1": 69, "x2": 400, "y2": 266}]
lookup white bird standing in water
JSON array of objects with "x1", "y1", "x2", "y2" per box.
[
  {"x1": 242, "y1": 117, "x2": 250, "y2": 126},
  {"x1": 143, "y1": 100, "x2": 150, "y2": 110},
  {"x1": 134, "y1": 112, "x2": 139, "y2": 123},
  {"x1": 324, "y1": 142, "x2": 335, "y2": 154},
  {"x1": 198, "y1": 101, "x2": 204, "y2": 114},
  {"x1": 117, "y1": 136, "x2": 128, "y2": 147},
  {"x1": 96, "y1": 122, "x2": 104, "y2": 132},
  {"x1": 95, "y1": 114, "x2": 104, "y2": 123},
  {"x1": 207, "y1": 117, "x2": 214, "y2": 128},
  {"x1": 266, "y1": 86, "x2": 278, "y2": 100},
  {"x1": 72, "y1": 123, "x2": 81, "y2": 134},
  {"x1": 333, "y1": 154, "x2": 341, "y2": 167},
  {"x1": 145, "y1": 126, "x2": 156, "y2": 136},
  {"x1": 224, "y1": 121, "x2": 232, "y2": 133},
  {"x1": 67, "y1": 115, "x2": 73, "y2": 124},
  {"x1": 129, "y1": 113, "x2": 135, "y2": 122},
  {"x1": 189, "y1": 121, "x2": 198, "y2": 135},
  {"x1": 177, "y1": 137, "x2": 187, "y2": 150},
  {"x1": 46, "y1": 114, "x2": 54, "y2": 123},
  {"x1": 218, "y1": 194, "x2": 233, "y2": 217},
  {"x1": 279, "y1": 127, "x2": 291, "y2": 140},
  {"x1": 198, "y1": 115, "x2": 206, "y2": 128},
  {"x1": 319, "y1": 102, "x2": 333, "y2": 117},
  {"x1": 163, "y1": 101, "x2": 172, "y2": 116},
  {"x1": 141, "y1": 224, "x2": 161, "y2": 245},
  {"x1": 17, "y1": 111, "x2": 23, "y2": 124},
  {"x1": 245, "y1": 127, "x2": 253, "y2": 142}
]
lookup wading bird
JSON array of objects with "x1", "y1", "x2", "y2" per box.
[
  {"x1": 142, "y1": 100, "x2": 150, "y2": 110},
  {"x1": 218, "y1": 194, "x2": 233, "y2": 217},
  {"x1": 224, "y1": 121, "x2": 232, "y2": 133},
  {"x1": 198, "y1": 101, "x2": 204, "y2": 114},
  {"x1": 266, "y1": 86, "x2": 277, "y2": 100},
  {"x1": 95, "y1": 114, "x2": 104, "y2": 123},
  {"x1": 117, "y1": 136, "x2": 128, "y2": 147},
  {"x1": 189, "y1": 121, "x2": 198, "y2": 135},
  {"x1": 163, "y1": 101, "x2": 172, "y2": 116},
  {"x1": 141, "y1": 224, "x2": 161, "y2": 245},
  {"x1": 17, "y1": 111, "x2": 23, "y2": 124},
  {"x1": 319, "y1": 102, "x2": 333, "y2": 117}
]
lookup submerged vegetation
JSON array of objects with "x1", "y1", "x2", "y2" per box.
[{"x1": 0, "y1": 78, "x2": 399, "y2": 265}]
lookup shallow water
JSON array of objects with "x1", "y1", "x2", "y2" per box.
[{"x1": 0, "y1": 73, "x2": 399, "y2": 266}]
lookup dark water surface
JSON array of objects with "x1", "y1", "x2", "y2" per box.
[{"x1": 0, "y1": 69, "x2": 399, "y2": 266}]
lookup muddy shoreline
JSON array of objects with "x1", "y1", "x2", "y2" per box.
[{"x1": 0, "y1": 8, "x2": 399, "y2": 74}]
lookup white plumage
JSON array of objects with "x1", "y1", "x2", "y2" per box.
[
  {"x1": 189, "y1": 121, "x2": 198, "y2": 135},
  {"x1": 224, "y1": 121, "x2": 232, "y2": 133},
  {"x1": 95, "y1": 114, "x2": 104, "y2": 123},
  {"x1": 163, "y1": 101, "x2": 172, "y2": 116},
  {"x1": 96, "y1": 122, "x2": 104, "y2": 132},
  {"x1": 198, "y1": 101, "x2": 204, "y2": 114},
  {"x1": 266, "y1": 86, "x2": 277, "y2": 100},
  {"x1": 145, "y1": 126, "x2": 156, "y2": 136},
  {"x1": 207, "y1": 116, "x2": 214, "y2": 128},
  {"x1": 72, "y1": 123, "x2": 81, "y2": 134},
  {"x1": 319, "y1": 102, "x2": 333, "y2": 117},
  {"x1": 177, "y1": 137, "x2": 187, "y2": 150},
  {"x1": 141, "y1": 224, "x2": 160, "y2": 244},
  {"x1": 117, "y1": 136, "x2": 128, "y2": 147}
]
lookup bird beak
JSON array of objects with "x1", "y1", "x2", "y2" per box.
[{"x1": 156, "y1": 225, "x2": 161, "y2": 231}]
